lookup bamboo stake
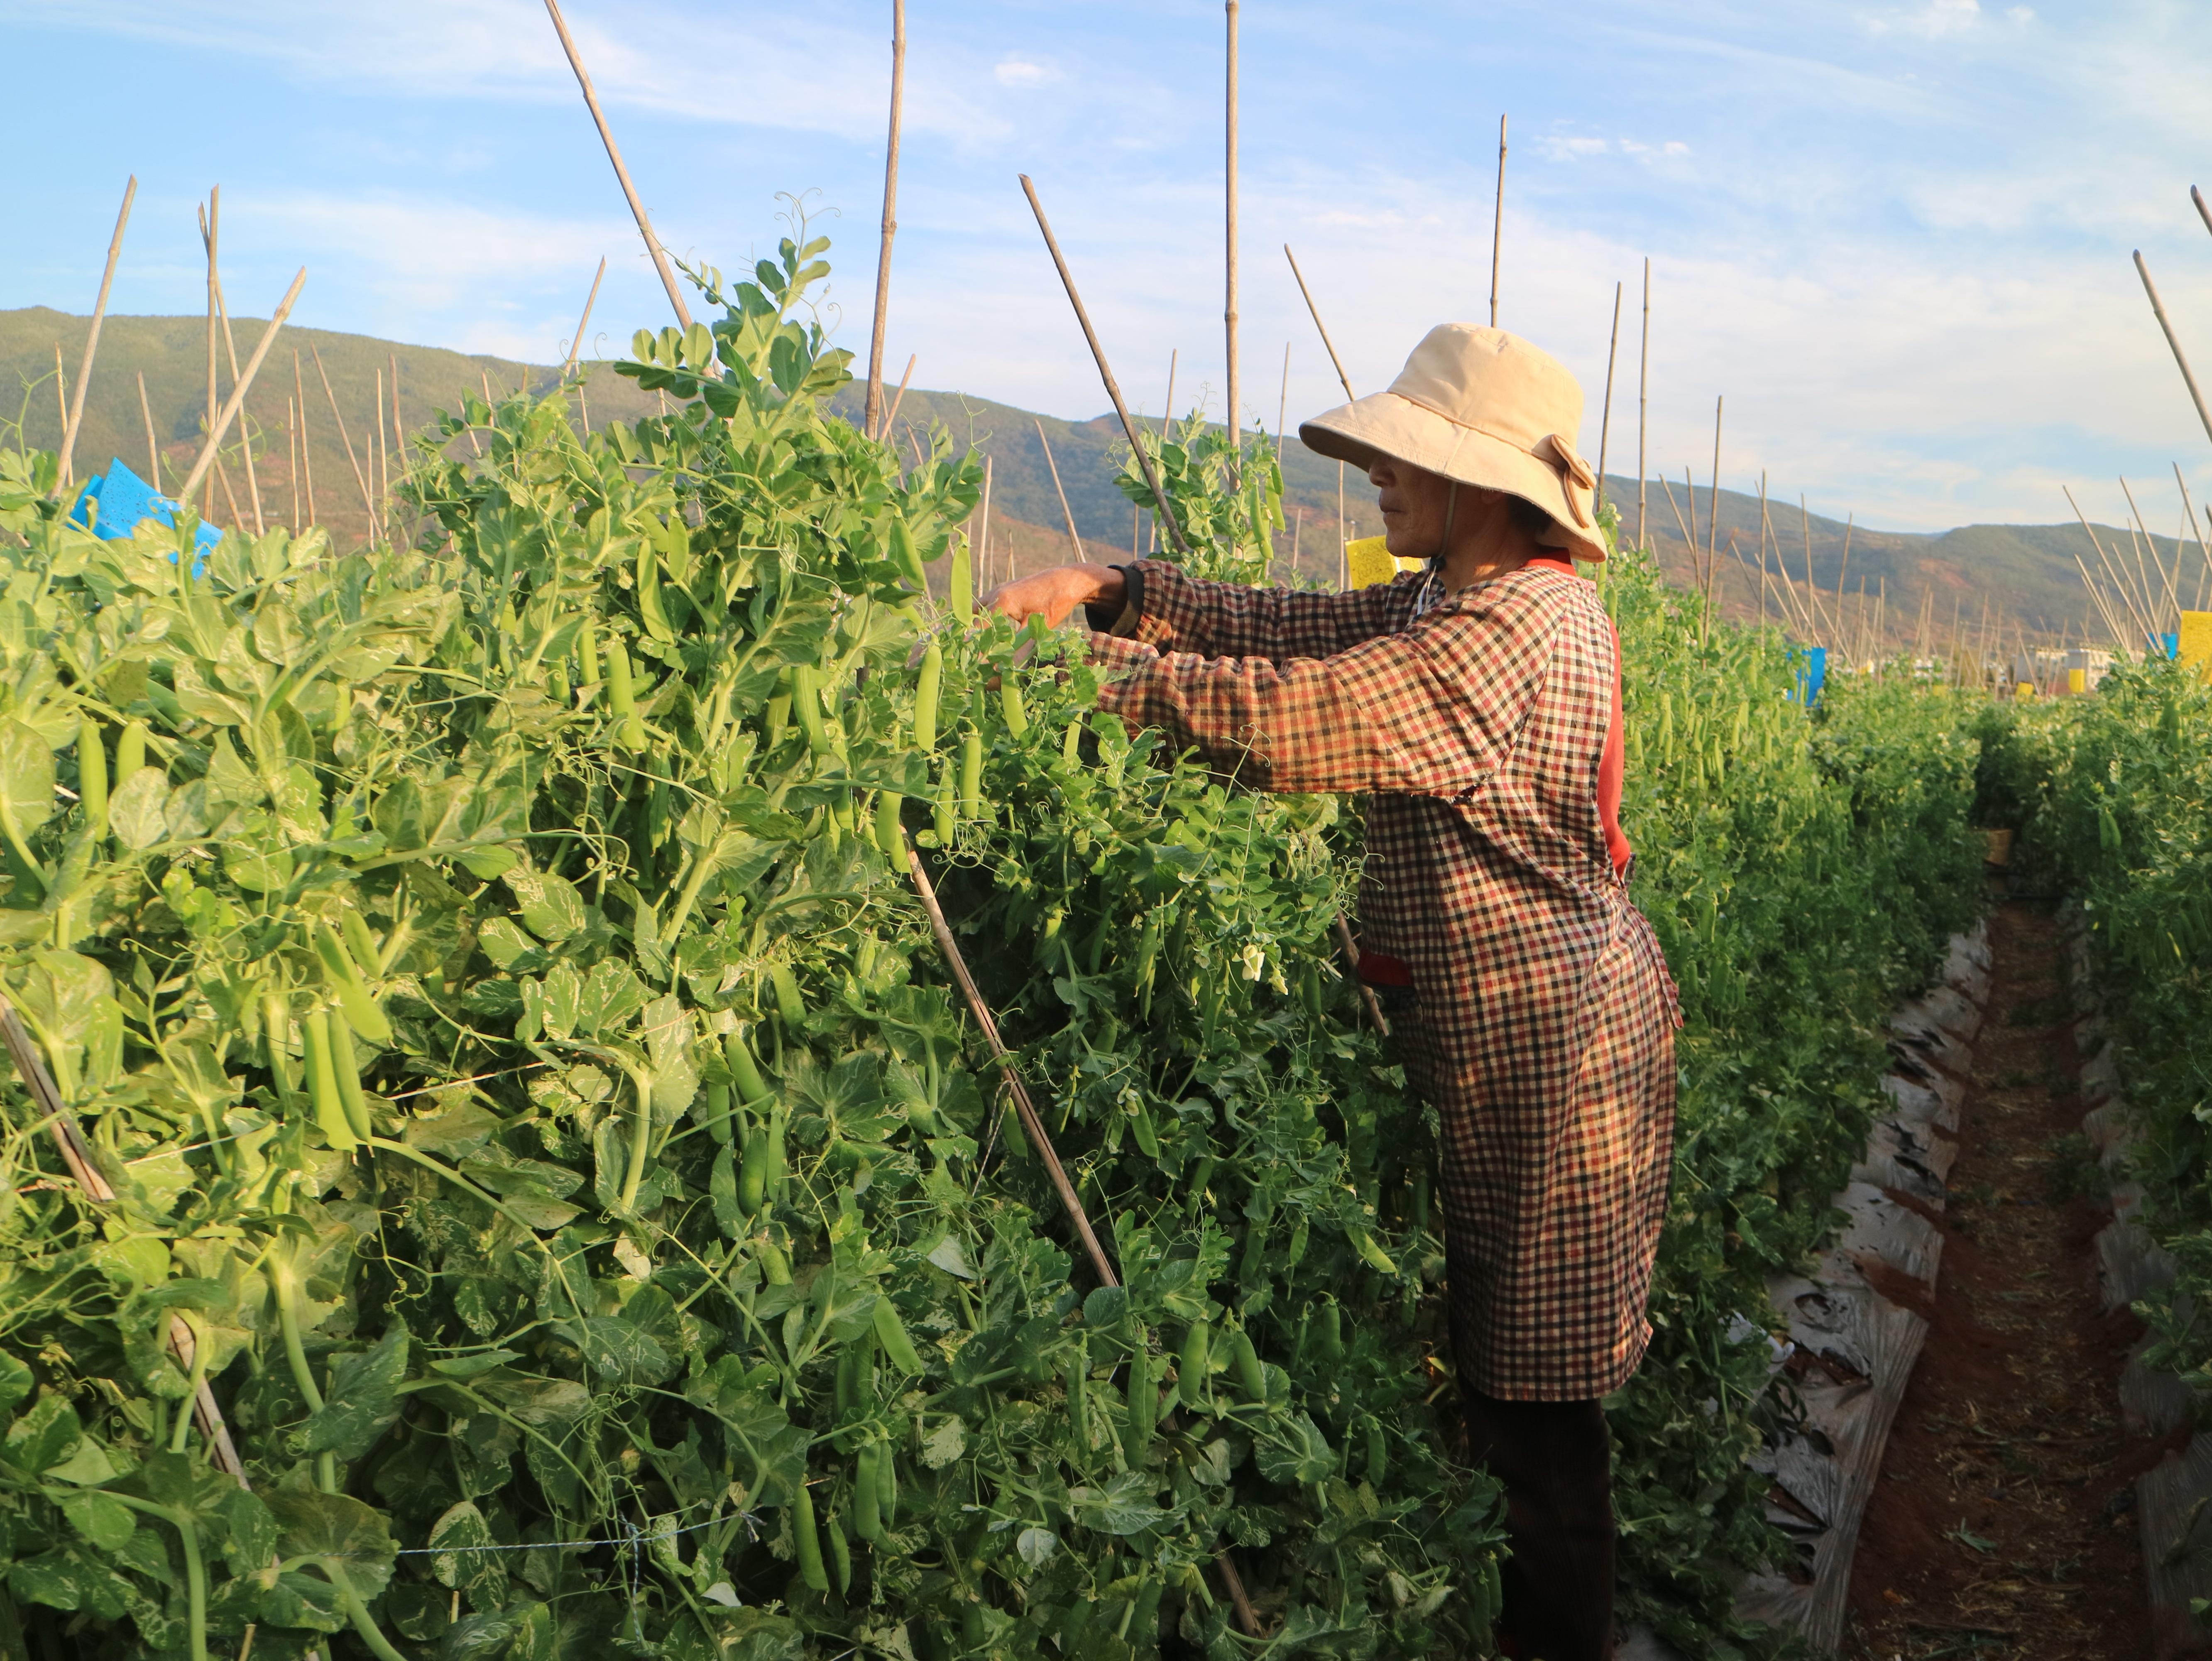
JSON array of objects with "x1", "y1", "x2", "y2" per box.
[
  {"x1": 180, "y1": 269, "x2": 306, "y2": 510},
  {"x1": 2196, "y1": 184, "x2": 2212, "y2": 239},
  {"x1": 310, "y1": 345, "x2": 374, "y2": 517},
  {"x1": 900, "y1": 839, "x2": 1116, "y2": 1284},
  {"x1": 1488, "y1": 114, "x2": 1507, "y2": 328},
  {"x1": 1020, "y1": 174, "x2": 1192, "y2": 557},
  {"x1": 1035, "y1": 419, "x2": 1085, "y2": 561},
  {"x1": 58, "y1": 175, "x2": 136, "y2": 489},
  {"x1": 564, "y1": 255, "x2": 608, "y2": 376},
  {"x1": 1658, "y1": 473, "x2": 1696, "y2": 585},
  {"x1": 2066, "y1": 488, "x2": 2156, "y2": 643},
  {"x1": 390, "y1": 353, "x2": 405, "y2": 498},
  {"x1": 1685, "y1": 468, "x2": 1703, "y2": 598},
  {"x1": 2175, "y1": 461, "x2": 2212, "y2": 595},
  {"x1": 137, "y1": 372, "x2": 162, "y2": 488},
  {"x1": 1284, "y1": 245, "x2": 1356, "y2": 401},
  {"x1": 1636, "y1": 258, "x2": 1649, "y2": 552},
  {"x1": 1162, "y1": 349, "x2": 1180, "y2": 439},
  {"x1": 1223, "y1": 0, "x2": 1240, "y2": 480},
  {"x1": 199, "y1": 211, "x2": 267, "y2": 535},
  {"x1": 2134, "y1": 250, "x2": 2212, "y2": 449},
  {"x1": 882, "y1": 353, "x2": 918, "y2": 443},
  {"x1": 1706, "y1": 397, "x2": 1723, "y2": 598},
  {"x1": 2119, "y1": 474, "x2": 2179, "y2": 624},
  {"x1": 1595, "y1": 282, "x2": 1621, "y2": 517},
  {"x1": 1275, "y1": 339, "x2": 1290, "y2": 465},
  {"x1": 864, "y1": 0, "x2": 907, "y2": 439},
  {"x1": 1834, "y1": 513, "x2": 1854, "y2": 647},
  {"x1": 1799, "y1": 496, "x2": 1828, "y2": 639},
  {"x1": 0, "y1": 993, "x2": 247, "y2": 1484},
  {"x1": 201, "y1": 190, "x2": 219, "y2": 519},
  {"x1": 541, "y1": 0, "x2": 692, "y2": 328},
  {"x1": 374, "y1": 367, "x2": 387, "y2": 522},
  {"x1": 287, "y1": 397, "x2": 300, "y2": 530},
  {"x1": 293, "y1": 352, "x2": 318, "y2": 523}
]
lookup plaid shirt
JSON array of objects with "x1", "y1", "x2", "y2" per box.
[{"x1": 1088, "y1": 560, "x2": 1678, "y2": 1400}]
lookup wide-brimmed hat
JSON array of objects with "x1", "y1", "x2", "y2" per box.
[{"x1": 1299, "y1": 324, "x2": 1605, "y2": 562}]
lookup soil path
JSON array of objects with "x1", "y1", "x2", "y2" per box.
[{"x1": 1844, "y1": 901, "x2": 2154, "y2": 1659}]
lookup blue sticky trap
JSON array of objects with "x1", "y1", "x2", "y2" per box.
[
  {"x1": 1788, "y1": 645, "x2": 1828, "y2": 707},
  {"x1": 2149, "y1": 632, "x2": 2179, "y2": 661},
  {"x1": 71, "y1": 459, "x2": 223, "y2": 562}
]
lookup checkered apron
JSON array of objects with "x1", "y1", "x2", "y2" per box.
[{"x1": 1090, "y1": 560, "x2": 1678, "y2": 1400}]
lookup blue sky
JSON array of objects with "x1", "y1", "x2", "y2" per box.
[{"x1": 6, "y1": 0, "x2": 2212, "y2": 532}]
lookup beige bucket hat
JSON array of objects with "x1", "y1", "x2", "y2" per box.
[{"x1": 1299, "y1": 323, "x2": 1605, "y2": 562}]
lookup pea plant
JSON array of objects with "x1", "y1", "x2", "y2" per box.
[{"x1": 0, "y1": 235, "x2": 1503, "y2": 1661}]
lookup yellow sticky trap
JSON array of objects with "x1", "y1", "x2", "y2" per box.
[
  {"x1": 2182, "y1": 610, "x2": 2212, "y2": 678},
  {"x1": 1343, "y1": 536, "x2": 1424, "y2": 590},
  {"x1": 2067, "y1": 668, "x2": 2087, "y2": 695}
]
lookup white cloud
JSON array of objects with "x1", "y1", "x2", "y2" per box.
[
  {"x1": 993, "y1": 56, "x2": 1059, "y2": 87},
  {"x1": 1537, "y1": 136, "x2": 1610, "y2": 161},
  {"x1": 1865, "y1": 0, "x2": 1984, "y2": 38}
]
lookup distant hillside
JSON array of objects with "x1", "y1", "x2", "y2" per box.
[{"x1": 7, "y1": 307, "x2": 2183, "y2": 649}]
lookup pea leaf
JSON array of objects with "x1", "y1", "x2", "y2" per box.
[
  {"x1": 59, "y1": 1489, "x2": 136, "y2": 1552},
  {"x1": 0, "y1": 718, "x2": 55, "y2": 835},
  {"x1": 304, "y1": 1327, "x2": 408, "y2": 1459},
  {"x1": 266, "y1": 1488, "x2": 399, "y2": 1599}
]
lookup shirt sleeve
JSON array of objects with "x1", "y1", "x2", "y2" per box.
[
  {"x1": 1118, "y1": 559, "x2": 1422, "y2": 660},
  {"x1": 1094, "y1": 578, "x2": 1563, "y2": 797}
]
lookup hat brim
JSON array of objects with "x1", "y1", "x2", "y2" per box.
[{"x1": 1299, "y1": 391, "x2": 1607, "y2": 563}]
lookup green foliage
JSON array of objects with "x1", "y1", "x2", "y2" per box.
[
  {"x1": 1974, "y1": 664, "x2": 2212, "y2": 1392},
  {"x1": 0, "y1": 233, "x2": 1502, "y2": 1661}
]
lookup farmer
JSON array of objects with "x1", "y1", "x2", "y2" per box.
[{"x1": 987, "y1": 324, "x2": 1678, "y2": 1661}]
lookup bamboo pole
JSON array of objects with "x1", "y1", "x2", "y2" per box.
[
  {"x1": 1799, "y1": 496, "x2": 1828, "y2": 639},
  {"x1": 1684, "y1": 468, "x2": 1703, "y2": 598},
  {"x1": 883, "y1": 353, "x2": 917, "y2": 441},
  {"x1": 293, "y1": 351, "x2": 318, "y2": 524},
  {"x1": 2134, "y1": 251, "x2": 2212, "y2": 449},
  {"x1": 2119, "y1": 474, "x2": 2179, "y2": 624},
  {"x1": 58, "y1": 175, "x2": 136, "y2": 489},
  {"x1": 1488, "y1": 114, "x2": 1507, "y2": 328},
  {"x1": 374, "y1": 367, "x2": 387, "y2": 522},
  {"x1": 1223, "y1": 0, "x2": 1240, "y2": 480},
  {"x1": 49, "y1": 344, "x2": 66, "y2": 458},
  {"x1": 1834, "y1": 513, "x2": 1854, "y2": 650},
  {"x1": 1658, "y1": 473, "x2": 1696, "y2": 575},
  {"x1": 137, "y1": 372, "x2": 162, "y2": 488},
  {"x1": 1706, "y1": 397, "x2": 1723, "y2": 597},
  {"x1": 564, "y1": 255, "x2": 608, "y2": 376},
  {"x1": 390, "y1": 353, "x2": 405, "y2": 499},
  {"x1": 1636, "y1": 258, "x2": 1649, "y2": 553},
  {"x1": 201, "y1": 191, "x2": 220, "y2": 519},
  {"x1": 864, "y1": 0, "x2": 907, "y2": 440},
  {"x1": 179, "y1": 269, "x2": 306, "y2": 509},
  {"x1": 1019, "y1": 174, "x2": 1192, "y2": 557},
  {"x1": 2195, "y1": 184, "x2": 2212, "y2": 239},
  {"x1": 541, "y1": 0, "x2": 692, "y2": 329},
  {"x1": 287, "y1": 397, "x2": 300, "y2": 531},
  {"x1": 1595, "y1": 281, "x2": 1621, "y2": 517},
  {"x1": 1275, "y1": 339, "x2": 1290, "y2": 465},
  {"x1": 201, "y1": 239, "x2": 267, "y2": 536},
  {"x1": 1284, "y1": 245, "x2": 1356, "y2": 401},
  {"x1": 2066, "y1": 487, "x2": 2156, "y2": 643},
  {"x1": 1035, "y1": 419, "x2": 1085, "y2": 561},
  {"x1": 978, "y1": 455, "x2": 993, "y2": 591},
  {"x1": 2175, "y1": 461, "x2": 2212, "y2": 596},
  {"x1": 309, "y1": 345, "x2": 374, "y2": 517}
]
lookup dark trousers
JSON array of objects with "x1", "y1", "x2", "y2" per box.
[{"x1": 1463, "y1": 1390, "x2": 1616, "y2": 1661}]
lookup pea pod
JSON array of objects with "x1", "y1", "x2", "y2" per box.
[
  {"x1": 577, "y1": 614, "x2": 600, "y2": 687},
  {"x1": 1060, "y1": 712, "x2": 1083, "y2": 764},
  {"x1": 790, "y1": 664, "x2": 829, "y2": 754},
  {"x1": 949, "y1": 536, "x2": 973, "y2": 623},
  {"x1": 739, "y1": 1128, "x2": 768, "y2": 1215},
  {"x1": 340, "y1": 911, "x2": 382, "y2": 985},
  {"x1": 998, "y1": 678, "x2": 1029, "y2": 739},
  {"x1": 1128, "y1": 1098, "x2": 1161, "y2": 1159},
  {"x1": 114, "y1": 719, "x2": 146, "y2": 782},
  {"x1": 757, "y1": 1236, "x2": 793, "y2": 1286},
  {"x1": 312, "y1": 923, "x2": 391, "y2": 1046},
  {"x1": 1348, "y1": 1227, "x2": 1397, "y2": 1276},
  {"x1": 328, "y1": 1007, "x2": 374, "y2": 1142},
  {"x1": 262, "y1": 992, "x2": 299, "y2": 1107},
  {"x1": 875, "y1": 790, "x2": 905, "y2": 859},
  {"x1": 890, "y1": 517, "x2": 927, "y2": 588},
  {"x1": 1067, "y1": 1333, "x2": 1090, "y2": 1450},
  {"x1": 933, "y1": 780, "x2": 956, "y2": 845},
  {"x1": 1283, "y1": 1216, "x2": 1310, "y2": 1269},
  {"x1": 704, "y1": 1080, "x2": 733, "y2": 1147},
  {"x1": 771, "y1": 964, "x2": 805, "y2": 1028},
  {"x1": 1314, "y1": 1300, "x2": 1344, "y2": 1366},
  {"x1": 766, "y1": 1103, "x2": 788, "y2": 1198},
  {"x1": 1231, "y1": 1329, "x2": 1267, "y2": 1404},
  {"x1": 874, "y1": 1296, "x2": 925, "y2": 1376},
  {"x1": 877, "y1": 1442, "x2": 899, "y2": 1528},
  {"x1": 727, "y1": 1031, "x2": 769, "y2": 1105},
  {"x1": 827, "y1": 1511, "x2": 852, "y2": 1594},
  {"x1": 792, "y1": 1480, "x2": 829, "y2": 1592},
  {"x1": 76, "y1": 718, "x2": 107, "y2": 833},
  {"x1": 1178, "y1": 1320, "x2": 1211, "y2": 1414},
  {"x1": 1123, "y1": 1344, "x2": 1155, "y2": 1460},
  {"x1": 854, "y1": 1444, "x2": 883, "y2": 1541},
  {"x1": 1365, "y1": 1416, "x2": 1390, "y2": 1486},
  {"x1": 605, "y1": 637, "x2": 648, "y2": 750},
  {"x1": 301, "y1": 1008, "x2": 356, "y2": 1152},
  {"x1": 913, "y1": 639, "x2": 942, "y2": 752},
  {"x1": 959, "y1": 730, "x2": 983, "y2": 815}
]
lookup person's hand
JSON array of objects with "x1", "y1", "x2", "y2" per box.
[{"x1": 983, "y1": 563, "x2": 1126, "y2": 629}]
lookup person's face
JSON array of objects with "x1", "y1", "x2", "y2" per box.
[{"x1": 1368, "y1": 455, "x2": 1456, "y2": 561}]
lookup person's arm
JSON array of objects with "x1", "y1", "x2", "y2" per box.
[
  {"x1": 988, "y1": 559, "x2": 1419, "y2": 657},
  {"x1": 1095, "y1": 582, "x2": 1559, "y2": 796}
]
